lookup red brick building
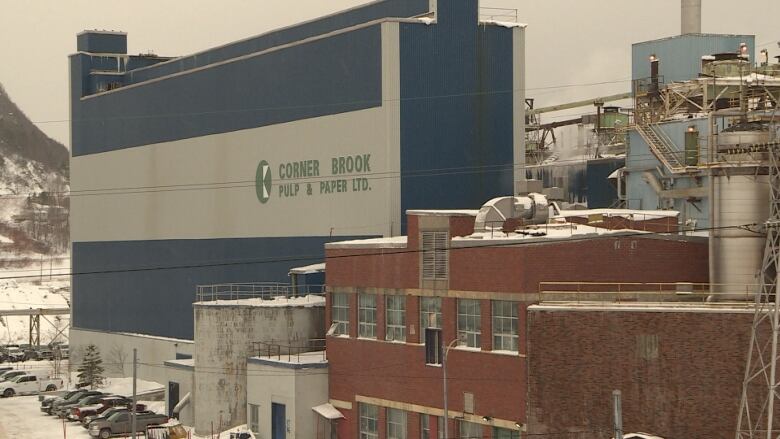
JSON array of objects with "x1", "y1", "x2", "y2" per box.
[{"x1": 324, "y1": 208, "x2": 708, "y2": 439}]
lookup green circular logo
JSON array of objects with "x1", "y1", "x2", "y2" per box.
[{"x1": 256, "y1": 160, "x2": 272, "y2": 204}]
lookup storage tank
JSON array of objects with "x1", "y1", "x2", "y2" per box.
[{"x1": 710, "y1": 126, "x2": 771, "y2": 300}]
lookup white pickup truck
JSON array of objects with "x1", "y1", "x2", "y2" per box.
[{"x1": 0, "y1": 374, "x2": 63, "y2": 397}]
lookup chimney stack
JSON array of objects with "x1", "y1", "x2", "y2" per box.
[{"x1": 681, "y1": 0, "x2": 702, "y2": 34}]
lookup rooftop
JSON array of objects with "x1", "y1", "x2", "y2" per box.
[
  {"x1": 407, "y1": 209, "x2": 480, "y2": 217},
  {"x1": 452, "y1": 224, "x2": 647, "y2": 247},
  {"x1": 248, "y1": 350, "x2": 328, "y2": 370},
  {"x1": 194, "y1": 294, "x2": 325, "y2": 308},
  {"x1": 529, "y1": 302, "x2": 755, "y2": 314},
  {"x1": 326, "y1": 236, "x2": 407, "y2": 249}
]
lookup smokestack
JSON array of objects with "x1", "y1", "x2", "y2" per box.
[{"x1": 681, "y1": 0, "x2": 701, "y2": 34}]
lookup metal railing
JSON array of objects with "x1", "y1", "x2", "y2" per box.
[
  {"x1": 195, "y1": 282, "x2": 325, "y2": 303},
  {"x1": 252, "y1": 339, "x2": 327, "y2": 363},
  {"x1": 538, "y1": 281, "x2": 759, "y2": 303},
  {"x1": 479, "y1": 7, "x2": 519, "y2": 23}
]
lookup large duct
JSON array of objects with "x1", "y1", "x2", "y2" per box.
[
  {"x1": 474, "y1": 193, "x2": 549, "y2": 232},
  {"x1": 681, "y1": 0, "x2": 701, "y2": 35}
]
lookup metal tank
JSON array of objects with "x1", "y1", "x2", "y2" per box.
[{"x1": 710, "y1": 126, "x2": 771, "y2": 300}]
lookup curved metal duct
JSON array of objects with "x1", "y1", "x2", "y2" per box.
[{"x1": 474, "y1": 193, "x2": 549, "y2": 232}]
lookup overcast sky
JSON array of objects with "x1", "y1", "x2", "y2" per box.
[{"x1": 0, "y1": 0, "x2": 777, "y2": 148}]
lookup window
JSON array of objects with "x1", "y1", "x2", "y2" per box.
[
  {"x1": 386, "y1": 296, "x2": 406, "y2": 342},
  {"x1": 331, "y1": 293, "x2": 349, "y2": 336},
  {"x1": 425, "y1": 328, "x2": 442, "y2": 365},
  {"x1": 493, "y1": 427, "x2": 520, "y2": 439},
  {"x1": 422, "y1": 231, "x2": 448, "y2": 280},
  {"x1": 359, "y1": 404, "x2": 379, "y2": 439},
  {"x1": 492, "y1": 301, "x2": 519, "y2": 352},
  {"x1": 387, "y1": 408, "x2": 407, "y2": 439},
  {"x1": 459, "y1": 420, "x2": 481, "y2": 439},
  {"x1": 358, "y1": 294, "x2": 377, "y2": 339},
  {"x1": 421, "y1": 414, "x2": 431, "y2": 439},
  {"x1": 457, "y1": 299, "x2": 481, "y2": 348},
  {"x1": 420, "y1": 297, "x2": 442, "y2": 330},
  {"x1": 249, "y1": 403, "x2": 259, "y2": 433}
]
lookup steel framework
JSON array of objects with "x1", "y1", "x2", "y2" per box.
[{"x1": 736, "y1": 144, "x2": 780, "y2": 439}]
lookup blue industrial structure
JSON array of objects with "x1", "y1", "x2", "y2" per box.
[{"x1": 69, "y1": 0, "x2": 524, "y2": 340}]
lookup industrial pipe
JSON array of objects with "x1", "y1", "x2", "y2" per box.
[{"x1": 681, "y1": 0, "x2": 701, "y2": 35}]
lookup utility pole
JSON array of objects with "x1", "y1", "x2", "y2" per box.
[
  {"x1": 131, "y1": 348, "x2": 137, "y2": 439},
  {"x1": 442, "y1": 338, "x2": 460, "y2": 439},
  {"x1": 613, "y1": 390, "x2": 623, "y2": 439}
]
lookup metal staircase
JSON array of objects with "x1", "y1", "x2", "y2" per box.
[{"x1": 635, "y1": 123, "x2": 689, "y2": 173}]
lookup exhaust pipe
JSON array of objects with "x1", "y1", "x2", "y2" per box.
[{"x1": 681, "y1": 0, "x2": 701, "y2": 34}]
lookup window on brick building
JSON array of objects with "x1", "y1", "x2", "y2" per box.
[
  {"x1": 386, "y1": 295, "x2": 406, "y2": 342},
  {"x1": 459, "y1": 420, "x2": 481, "y2": 439},
  {"x1": 331, "y1": 293, "x2": 349, "y2": 336},
  {"x1": 420, "y1": 297, "x2": 442, "y2": 330},
  {"x1": 457, "y1": 299, "x2": 481, "y2": 348},
  {"x1": 359, "y1": 403, "x2": 379, "y2": 439},
  {"x1": 493, "y1": 427, "x2": 520, "y2": 439},
  {"x1": 492, "y1": 300, "x2": 519, "y2": 352},
  {"x1": 387, "y1": 408, "x2": 407, "y2": 439},
  {"x1": 358, "y1": 294, "x2": 377, "y2": 339},
  {"x1": 422, "y1": 231, "x2": 449, "y2": 280},
  {"x1": 421, "y1": 414, "x2": 431, "y2": 439}
]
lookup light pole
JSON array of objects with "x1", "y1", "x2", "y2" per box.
[{"x1": 442, "y1": 338, "x2": 460, "y2": 439}]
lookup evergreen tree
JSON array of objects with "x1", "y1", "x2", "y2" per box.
[{"x1": 76, "y1": 344, "x2": 105, "y2": 389}]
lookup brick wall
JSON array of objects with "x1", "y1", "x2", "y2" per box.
[{"x1": 527, "y1": 308, "x2": 758, "y2": 439}]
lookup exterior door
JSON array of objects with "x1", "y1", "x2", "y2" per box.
[
  {"x1": 272, "y1": 403, "x2": 286, "y2": 439},
  {"x1": 168, "y1": 381, "x2": 179, "y2": 418}
]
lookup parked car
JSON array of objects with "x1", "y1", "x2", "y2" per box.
[
  {"x1": 88, "y1": 411, "x2": 168, "y2": 438},
  {"x1": 5, "y1": 347, "x2": 25, "y2": 362},
  {"x1": 45, "y1": 390, "x2": 103, "y2": 415},
  {"x1": 36, "y1": 349, "x2": 54, "y2": 361},
  {"x1": 41, "y1": 389, "x2": 87, "y2": 414},
  {"x1": 68, "y1": 395, "x2": 131, "y2": 422},
  {"x1": 56, "y1": 394, "x2": 106, "y2": 418},
  {"x1": 0, "y1": 366, "x2": 13, "y2": 374},
  {"x1": 0, "y1": 374, "x2": 63, "y2": 397},
  {"x1": 0, "y1": 370, "x2": 27, "y2": 382},
  {"x1": 82, "y1": 405, "x2": 149, "y2": 429}
]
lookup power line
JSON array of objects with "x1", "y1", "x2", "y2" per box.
[{"x1": 0, "y1": 222, "x2": 753, "y2": 282}]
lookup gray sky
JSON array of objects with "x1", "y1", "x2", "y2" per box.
[{"x1": 0, "y1": 0, "x2": 777, "y2": 148}]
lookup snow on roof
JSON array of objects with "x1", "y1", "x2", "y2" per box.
[
  {"x1": 413, "y1": 17, "x2": 435, "y2": 25},
  {"x1": 0, "y1": 235, "x2": 12, "y2": 244},
  {"x1": 555, "y1": 208, "x2": 679, "y2": 220},
  {"x1": 164, "y1": 358, "x2": 194, "y2": 368},
  {"x1": 406, "y1": 209, "x2": 479, "y2": 217},
  {"x1": 326, "y1": 236, "x2": 407, "y2": 249},
  {"x1": 529, "y1": 302, "x2": 754, "y2": 314},
  {"x1": 249, "y1": 350, "x2": 328, "y2": 368},
  {"x1": 452, "y1": 223, "x2": 641, "y2": 247},
  {"x1": 289, "y1": 263, "x2": 325, "y2": 275},
  {"x1": 196, "y1": 294, "x2": 325, "y2": 308},
  {"x1": 479, "y1": 20, "x2": 528, "y2": 29},
  {"x1": 313, "y1": 403, "x2": 345, "y2": 420}
]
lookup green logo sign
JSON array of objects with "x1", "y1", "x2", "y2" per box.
[{"x1": 256, "y1": 160, "x2": 272, "y2": 204}]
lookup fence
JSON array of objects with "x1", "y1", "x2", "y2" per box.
[
  {"x1": 195, "y1": 283, "x2": 324, "y2": 303},
  {"x1": 252, "y1": 339, "x2": 327, "y2": 363},
  {"x1": 538, "y1": 281, "x2": 758, "y2": 303}
]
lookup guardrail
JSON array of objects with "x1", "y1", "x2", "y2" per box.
[
  {"x1": 253, "y1": 339, "x2": 327, "y2": 363},
  {"x1": 195, "y1": 283, "x2": 324, "y2": 302},
  {"x1": 538, "y1": 281, "x2": 758, "y2": 303}
]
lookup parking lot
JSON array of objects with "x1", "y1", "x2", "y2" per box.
[{"x1": 0, "y1": 395, "x2": 92, "y2": 438}]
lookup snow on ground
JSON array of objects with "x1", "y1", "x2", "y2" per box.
[
  {"x1": 0, "y1": 395, "x2": 92, "y2": 439},
  {"x1": 92, "y1": 376, "x2": 164, "y2": 396},
  {"x1": 0, "y1": 256, "x2": 70, "y2": 344}
]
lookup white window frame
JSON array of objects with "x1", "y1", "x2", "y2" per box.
[
  {"x1": 358, "y1": 294, "x2": 377, "y2": 339},
  {"x1": 493, "y1": 426, "x2": 521, "y2": 439},
  {"x1": 492, "y1": 300, "x2": 519, "y2": 352},
  {"x1": 457, "y1": 299, "x2": 481, "y2": 348},
  {"x1": 387, "y1": 408, "x2": 407, "y2": 439},
  {"x1": 386, "y1": 295, "x2": 406, "y2": 342},
  {"x1": 359, "y1": 403, "x2": 379, "y2": 439},
  {"x1": 420, "y1": 296, "x2": 442, "y2": 330},
  {"x1": 249, "y1": 403, "x2": 259, "y2": 433},
  {"x1": 331, "y1": 293, "x2": 350, "y2": 336},
  {"x1": 459, "y1": 420, "x2": 481, "y2": 439},
  {"x1": 422, "y1": 231, "x2": 449, "y2": 280},
  {"x1": 421, "y1": 414, "x2": 431, "y2": 439}
]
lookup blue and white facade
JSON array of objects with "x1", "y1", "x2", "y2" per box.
[{"x1": 69, "y1": 0, "x2": 525, "y2": 345}]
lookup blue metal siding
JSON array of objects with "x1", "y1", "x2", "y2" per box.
[
  {"x1": 125, "y1": 0, "x2": 430, "y2": 85},
  {"x1": 398, "y1": 1, "x2": 514, "y2": 228},
  {"x1": 72, "y1": 26, "x2": 382, "y2": 156},
  {"x1": 525, "y1": 158, "x2": 623, "y2": 207},
  {"x1": 632, "y1": 34, "x2": 755, "y2": 83},
  {"x1": 72, "y1": 236, "x2": 364, "y2": 340},
  {"x1": 77, "y1": 32, "x2": 127, "y2": 54}
]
